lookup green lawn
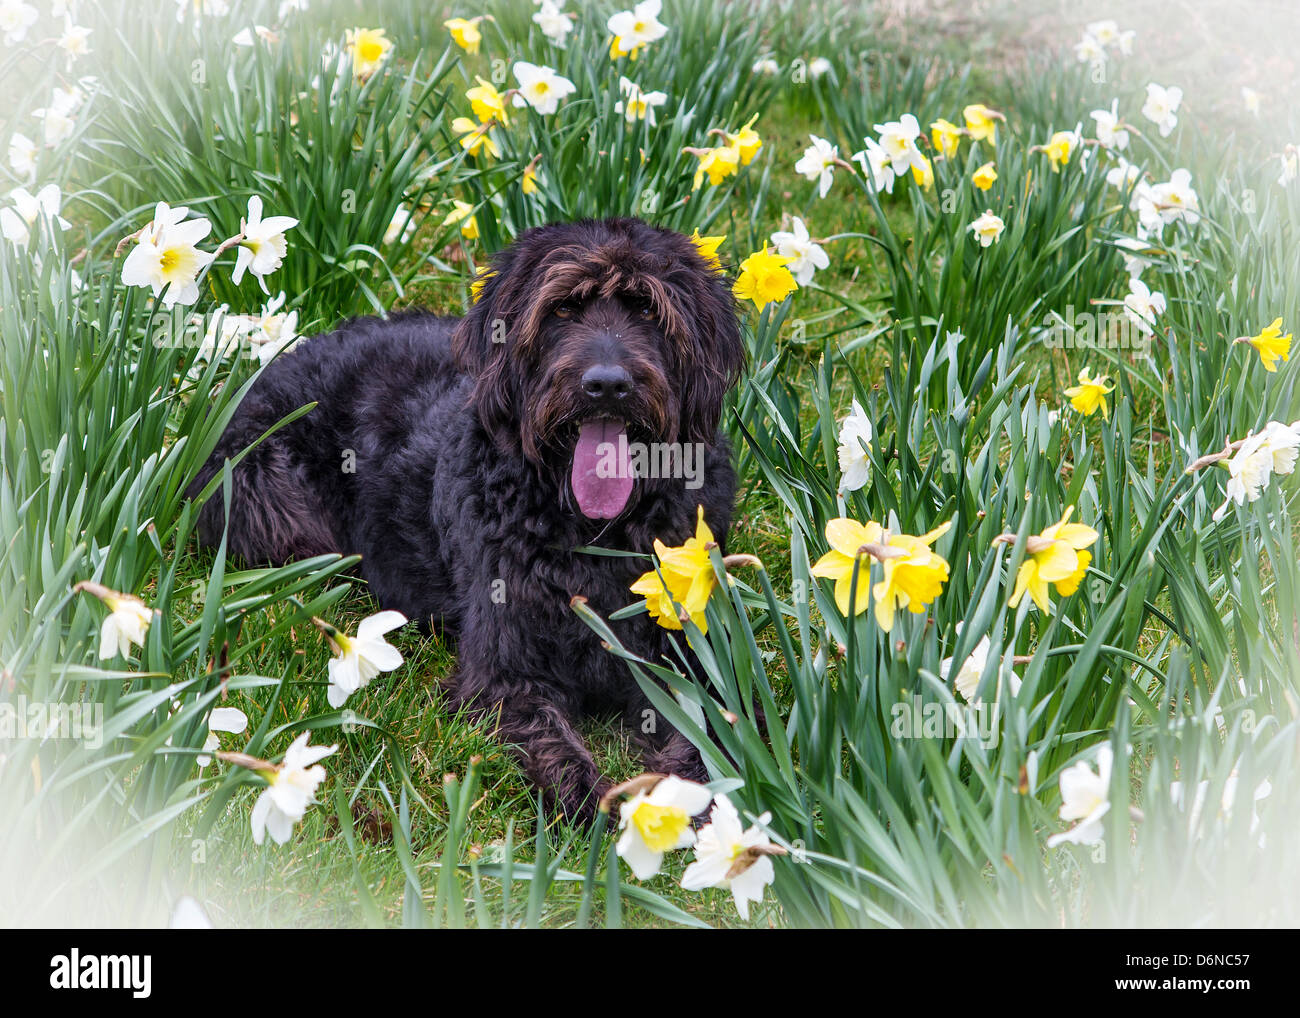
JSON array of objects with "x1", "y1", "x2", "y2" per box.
[{"x1": 2, "y1": 0, "x2": 1299, "y2": 929}]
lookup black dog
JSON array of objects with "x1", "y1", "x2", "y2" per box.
[{"x1": 189, "y1": 218, "x2": 745, "y2": 821}]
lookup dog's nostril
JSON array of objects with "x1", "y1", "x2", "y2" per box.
[{"x1": 580, "y1": 364, "x2": 633, "y2": 400}]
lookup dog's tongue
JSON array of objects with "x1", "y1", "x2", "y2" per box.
[{"x1": 571, "y1": 418, "x2": 633, "y2": 519}]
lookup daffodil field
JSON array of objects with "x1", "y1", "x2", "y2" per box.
[{"x1": 3, "y1": 0, "x2": 1300, "y2": 929}]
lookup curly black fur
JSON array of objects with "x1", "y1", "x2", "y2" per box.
[{"x1": 188, "y1": 218, "x2": 745, "y2": 821}]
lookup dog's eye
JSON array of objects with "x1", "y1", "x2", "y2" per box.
[
  {"x1": 554, "y1": 303, "x2": 578, "y2": 320},
  {"x1": 637, "y1": 301, "x2": 655, "y2": 321}
]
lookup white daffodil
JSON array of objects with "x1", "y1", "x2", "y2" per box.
[
  {"x1": 1140, "y1": 82, "x2": 1182, "y2": 138},
  {"x1": 321, "y1": 610, "x2": 407, "y2": 708},
  {"x1": 169, "y1": 896, "x2": 214, "y2": 929},
  {"x1": 1047, "y1": 744, "x2": 1113, "y2": 847},
  {"x1": 967, "y1": 210, "x2": 1005, "y2": 247},
  {"x1": 769, "y1": 217, "x2": 828, "y2": 286},
  {"x1": 794, "y1": 134, "x2": 840, "y2": 199},
  {"x1": 1117, "y1": 29, "x2": 1136, "y2": 54},
  {"x1": 607, "y1": 0, "x2": 667, "y2": 60},
  {"x1": 101, "y1": 597, "x2": 152, "y2": 659},
  {"x1": 1210, "y1": 424, "x2": 1299, "y2": 521},
  {"x1": 189, "y1": 303, "x2": 248, "y2": 375},
  {"x1": 250, "y1": 732, "x2": 337, "y2": 845},
  {"x1": 808, "y1": 56, "x2": 832, "y2": 78},
  {"x1": 1090, "y1": 99, "x2": 1129, "y2": 150},
  {"x1": 1113, "y1": 236, "x2": 1155, "y2": 278},
  {"x1": 121, "y1": 202, "x2": 215, "y2": 307},
  {"x1": 246, "y1": 292, "x2": 301, "y2": 364},
  {"x1": 941, "y1": 626, "x2": 990, "y2": 704},
  {"x1": 1139, "y1": 168, "x2": 1200, "y2": 232},
  {"x1": 613, "y1": 76, "x2": 667, "y2": 125},
  {"x1": 940, "y1": 625, "x2": 1021, "y2": 706},
  {"x1": 0, "y1": 0, "x2": 37, "y2": 45},
  {"x1": 1241, "y1": 87, "x2": 1261, "y2": 117},
  {"x1": 533, "y1": 0, "x2": 571, "y2": 46},
  {"x1": 680, "y1": 794, "x2": 779, "y2": 921},
  {"x1": 384, "y1": 205, "x2": 417, "y2": 246},
  {"x1": 752, "y1": 57, "x2": 779, "y2": 75},
  {"x1": 1085, "y1": 19, "x2": 1120, "y2": 46},
  {"x1": 8, "y1": 131, "x2": 35, "y2": 178},
  {"x1": 57, "y1": 17, "x2": 92, "y2": 63},
  {"x1": 32, "y1": 86, "x2": 82, "y2": 148},
  {"x1": 232, "y1": 24, "x2": 279, "y2": 46},
  {"x1": 1278, "y1": 145, "x2": 1298, "y2": 188},
  {"x1": 232, "y1": 195, "x2": 298, "y2": 293},
  {"x1": 615, "y1": 775, "x2": 713, "y2": 879},
  {"x1": 1073, "y1": 34, "x2": 1105, "y2": 66},
  {"x1": 1258, "y1": 419, "x2": 1300, "y2": 477},
  {"x1": 1122, "y1": 276, "x2": 1165, "y2": 336},
  {"x1": 1105, "y1": 156, "x2": 1141, "y2": 191},
  {"x1": 835, "y1": 398, "x2": 873, "y2": 492},
  {"x1": 510, "y1": 61, "x2": 576, "y2": 115},
  {"x1": 873, "y1": 113, "x2": 925, "y2": 175},
  {"x1": 77, "y1": 582, "x2": 153, "y2": 660},
  {"x1": 0, "y1": 184, "x2": 70, "y2": 247},
  {"x1": 198, "y1": 706, "x2": 249, "y2": 769},
  {"x1": 850, "y1": 137, "x2": 896, "y2": 195}
]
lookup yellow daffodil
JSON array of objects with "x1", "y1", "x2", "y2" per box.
[
  {"x1": 444, "y1": 16, "x2": 484, "y2": 54},
  {"x1": 810, "y1": 518, "x2": 952, "y2": 632},
  {"x1": 690, "y1": 228, "x2": 726, "y2": 270},
  {"x1": 443, "y1": 199, "x2": 478, "y2": 239},
  {"x1": 345, "y1": 27, "x2": 392, "y2": 81},
  {"x1": 451, "y1": 116, "x2": 500, "y2": 159},
  {"x1": 629, "y1": 507, "x2": 719, "y2": 633},
  {"x1": 930, "y1": 118, "x2": 964, "y2": 158},
  {"x1": 1064, "y1": 368, "x2": 1115, "y2": 418},
  {"x1": 1238, "y1": 317, "x2": 1292, "y2": 373},
  {"x1": 470, "y1": 268, "x2": 495, "y2": 303},
  {"x1": 725, "y1": 114, "x2": 763, "y2": 165},
  {"x1": 1002, "y1": 507, "x2": 1098, "y2": 614},
  {"x1": 607, "y1": 1, "x2": 668, "y2": 62},
  {"x1": 964, "y1": 103, "x2": 1004, "y2": 143},
  {"x1": 732, "y1": 249, "x2": 797, "y2": 309},
  {"x1": 688, "y1": 144, "x2": 740, "y2": 189},
  {"x1": 972, "y1": 161, "x2": 997, "y2": 190},
  {"x1": 466, "y1": 76, "x2": 508, "y2": 126},
  {"x1": 522, "y1": 163, "x2": 539, "y2": 195},
  {"x1": 1043, "y1": 130, "x2": 1076, "y2": 172}
]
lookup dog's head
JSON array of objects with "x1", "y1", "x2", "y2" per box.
[{"x1": 452, "y1": 218, "x2": 744, "y2": 520}]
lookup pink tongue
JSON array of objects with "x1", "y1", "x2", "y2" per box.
[{"x1": 571, "y1": 418, "x2": 633, "y2": 519}]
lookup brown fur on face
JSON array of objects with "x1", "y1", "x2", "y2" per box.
[{"x1": 452, "y1": 218, "x2": 745, "y2": 463}]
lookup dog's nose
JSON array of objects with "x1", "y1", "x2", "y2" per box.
[{"x1": 581, "y1": 364, "x2": 632, "y2": 401}]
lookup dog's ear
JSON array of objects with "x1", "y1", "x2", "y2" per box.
[
  {"x1": 674, "y1": 260, "x2": 746, "y2": 445},
  {"x1": 452, "y1": 250, "x2": 522, "y2": 450}
]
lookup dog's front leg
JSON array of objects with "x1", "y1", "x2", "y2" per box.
[
  {"x1": 626, "y1": 698, "x2": 711, "y2": 787},
  {"x1": 449, "y1": 674, "x2": 609, "y2": 824}
]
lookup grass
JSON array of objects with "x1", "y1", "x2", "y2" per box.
[{"x1": 3, "y1": 0, "x2": 1300, "y2": 928}]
